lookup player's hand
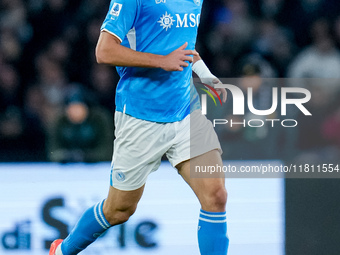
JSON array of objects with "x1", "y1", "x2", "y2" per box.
[
  {"x1": 161, "y1": 42, "x2": 198, "y2": 71},
  {"x1": 213, "y1": 78, "x2": 227, "y2": 103},
  {"x1": 202, "y1": 77, "x2": 227, "y2": 103}
]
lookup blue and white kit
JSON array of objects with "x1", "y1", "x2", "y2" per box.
[
  {"x1": 101, "y1": 0, "x2": 202, "y2": 122},
  {"x1": 51, "y1": 1, "x2": 228, "y2": 255},
  {"x1": 101, "y1": 0, "x2": 221, "y2": 190}
]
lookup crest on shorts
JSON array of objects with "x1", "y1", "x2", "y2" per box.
[
  {"x1": 115, "y1": 171, "x2": 126, "y2": 182},
  {"x1": 110, "y1": 3, "x2": 123, "y2": 20}
]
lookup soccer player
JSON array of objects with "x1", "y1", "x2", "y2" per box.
[{"x1": 49, "y1": 0, "x2": 229, "y2": 254}]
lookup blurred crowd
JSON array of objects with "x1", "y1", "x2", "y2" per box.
[
  {"x1": 1, "y1": 0, "x2": 340, "y2": 163},
  {"x1": 0, "y1": 0, "x2": 117, "y2": 161}
]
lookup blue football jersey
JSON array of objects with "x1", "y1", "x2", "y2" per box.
[{"x1": 101, "y1": 0, "x2": 202, "y2": 122}]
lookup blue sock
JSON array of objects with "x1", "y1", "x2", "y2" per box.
[
  {"x1": 198, "y1": 209, "x2": 229, "y2": 255},
  {"x1": 61, "y1": 200, "x2": 111, "y2": 255}
]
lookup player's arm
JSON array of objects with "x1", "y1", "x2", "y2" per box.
[
  {"x1": 192, "y1": 52, "x2": 227, "y2": 102},
  {"x1": 96, "y1": 31, "x2": 197, "y2": 71}
]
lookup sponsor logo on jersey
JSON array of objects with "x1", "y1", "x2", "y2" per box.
[
  {"x1": 158, "y1": 12, "x2": 201, "y2": 30},
  {"x1": 110, "y1": 3, "x2": 123, "y2": 19},
  {"x1": 155, "y1": 0, "x2": 166, "y2": 4},
  {"x1": 158, "y1": 12, "x2": 175, "y2": 31}
]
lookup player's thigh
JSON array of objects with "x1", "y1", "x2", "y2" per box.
[
  {"x1": 112, "y1": 111, "x2": 170, "y2": 191},
  {"x1": 166, "y1": 110, "x2": 222, "y2": 168},
  {"x1": 176, "y1": 149, "x2": 227, "y2": 212},
  {"x1": 103, "y1": 185, "x2": 145, "y2": 224}
]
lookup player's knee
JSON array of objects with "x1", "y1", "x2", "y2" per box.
[
  {"x1": 204, "y1": 187, "x2": 227, "y2": 211},
  {"x1": 103, "y1": 204, "x2": 137, "y2": 226},
  {"x1": 213, "y1": 187, "x2": 228, "y2": 208}
]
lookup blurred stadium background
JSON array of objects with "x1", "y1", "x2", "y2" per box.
[{"x1": 1, "y1": 0, "x2": 340, "y2": 254}]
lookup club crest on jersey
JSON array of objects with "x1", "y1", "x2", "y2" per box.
[
  {"x1": 193, "y1": 0, "x2": 200, "y2": 6},
  {"x1": 110, "y1": 3, "x2": 122, "y2": 20},
  {"x1": 155, "y1": 0, "x2": 166, "y2": 3}
]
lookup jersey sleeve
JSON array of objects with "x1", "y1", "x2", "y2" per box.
[{"x1": 100, "y1": 0, "x2": 139, "y2": 42}]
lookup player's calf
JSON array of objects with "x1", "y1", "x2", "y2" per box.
[
  {"x1": 103, "y1": 203, "x2": 137, "y2": 225},
  {"x1": 102, "y1": 185, "x2": 145, "y2": 225}
]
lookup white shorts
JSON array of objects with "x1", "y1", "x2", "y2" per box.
[{"x1": 110, "y1": 110, "x2": 222, "y2": 191}]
